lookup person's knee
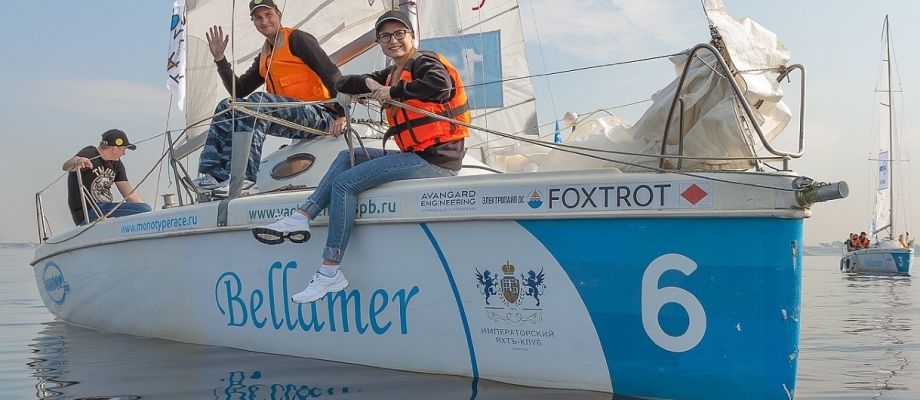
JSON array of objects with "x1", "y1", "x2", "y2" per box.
[
  {"x1": 247, "y1": 92, "x2": 270, "y2": 103},
  {"x1": 331, "y1": 175, "x2": 357, "y2": 194},
  {"x1": 330, "y1": 150, "x2": 352, "y2": 165},
  {"x1": 215, "y1": 98, "x2": 231, "y2": 110},
  {"x1": 331, "y1": 175, "x2": 347, "y2": 192}
]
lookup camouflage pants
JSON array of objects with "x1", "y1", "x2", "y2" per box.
[{"x1": 197, "y1": 92, "x2": 335, "y2": 182}]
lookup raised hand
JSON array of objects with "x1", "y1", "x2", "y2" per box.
[{"x1": 205, "y1": 25, "x2": 229, "y2": 61}]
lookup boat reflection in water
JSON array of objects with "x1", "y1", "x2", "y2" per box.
[{"x1": 28, "y1": 321, "x2": 617, "y2": 399}]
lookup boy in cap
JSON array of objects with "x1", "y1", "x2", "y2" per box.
[
  {"x1": 193, "y1": 0, "x2": 348, "y2": 190},
  {"x1": 252, "y1": 9, "x2": 470, "y2": 304},
  {"x1": 63, "y1": 129, "x2": 152, "y2": 225}
]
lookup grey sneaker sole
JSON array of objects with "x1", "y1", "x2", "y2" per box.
[{"x1": 251, "y1": 228, "x2": 310, "y2": 245}]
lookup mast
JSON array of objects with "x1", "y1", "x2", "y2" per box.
[{"x1": 884, "y1": 15, "x2": 894, "y2": 240}]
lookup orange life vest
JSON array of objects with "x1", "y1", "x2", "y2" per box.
[
  {"x1": 858, "y1": 237, "x2": 870, "y2": 248},
  {"x1": 258, "y1": 28, "x2": 331, "y2": 101},
  {"x1": 384, "y1": 51, "x2": 470, "y2": 152}
]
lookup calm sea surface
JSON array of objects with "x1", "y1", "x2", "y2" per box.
[{"x1": 2, "y1": 245, "x2": 918, "y2": 399}]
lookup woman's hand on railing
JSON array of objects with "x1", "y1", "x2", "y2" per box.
[
  {"x1": 365, "y1": 78, "x2": 392, "y2": 104},
  {"x1": 328, "y1": 117, "x2": 348, "y2": 137}
]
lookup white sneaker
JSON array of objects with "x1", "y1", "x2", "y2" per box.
[
  {"x1": 191, "y1": 174, "x2": 227, "y2": 191},
  {"x1": 214, "y1": 179, "x2": 257, "y2": 194},
  {"x1": 252, "y1": 214, "x2": 311, "y2": 244},
  {"x1": 291, "y1": 270, "x2": 349, "y2": 303}
]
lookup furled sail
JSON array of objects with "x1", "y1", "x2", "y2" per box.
[
  {"x1": 491, "y1": 0, "x2": 793, "y2": 173},
  {"x1": 415, "y1": 1, "x2": 539, "y2": 163},
  {"x1": 173, "y1": 0, "x2": 388, "y2": 159},
  {"x1": 626, "y1": 0, "x2": 792, "y2": 171}
]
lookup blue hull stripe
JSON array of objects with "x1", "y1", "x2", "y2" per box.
[
  {"x1": 420, "y1": 223, "x2": 479, "y2": 397},
  {"x1": 519, "y1": 217, "x2": 802, "y2": 400}
]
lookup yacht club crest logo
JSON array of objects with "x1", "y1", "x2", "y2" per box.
[{"x1": 475, "y1": 261, "x2": 546, "y2": 325}]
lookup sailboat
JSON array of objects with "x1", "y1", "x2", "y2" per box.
[
  {"x1": 840, "y1": 16, "x2": 914, "y2": 275},
  {"x1": 31, "y1": 1, "x2": 847, "y2": 399}
]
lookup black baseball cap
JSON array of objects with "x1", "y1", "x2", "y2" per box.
[
  {"x1": 249, "y1": 0, "x2": 279, "y2": 15},
  {"x1": 100, "y1": 129, "x2": 136, "y2": 150},
  {"x1": 375, "y1": 10, "x2": 413, "y2": 34}
]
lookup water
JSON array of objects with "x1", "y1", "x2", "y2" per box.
[
  {"x1": 3, "y1": 247, "x2": 919, "y2": 399},
  {"x1": 795, "y1": 257, "x2": 920, "y2": 399}
]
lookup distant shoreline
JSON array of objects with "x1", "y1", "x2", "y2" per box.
[
  {"x1": 0, "y1": 243, "x2": 38, "y2": 248},
  {"x1": 3, "y1": 242, "x2": 912, "y2": 255}
]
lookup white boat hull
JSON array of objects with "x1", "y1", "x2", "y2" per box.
[
  {"x1": 841, "y1": 247, "x2": 913, "y2": 274},
  {"x1": 34, "y1": 169, "x2": 809, "y2": 399}
]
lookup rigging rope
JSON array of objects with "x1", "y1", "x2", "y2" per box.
[
  {"x1": 462, "y1": 52, "x2": 686, "y2": 89},
  {"x1": 42, "y1": 129, "x2": 189, "y2": 245},
  {"x1": 34, "y1": 39, "x2": 808, "y2": 243},
  {"x1": 473, "y1": 98, "x2": 655, "y2": 147},
  {"x1": 526, "y1": 0, "x2": 558, "y2": 122},
  {"x1": 230, "y1": 103, "x2": 331, "y2": 137},
  {"x1": 34, "y1": 107, "x2": 229, "y2": 197},
  {"x1": 382, "y1": 97, "x2": 799, "y2": 192},
  {"x1": 155, "y1": 93, "x2": 176, "y2": 209}
]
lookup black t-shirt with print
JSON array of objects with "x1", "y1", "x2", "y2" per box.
[{"x1": 67, "y1": 146, "x2": 128, "y2": 224}]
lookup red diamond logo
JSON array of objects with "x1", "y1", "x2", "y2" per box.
[{"x1": 681, "y1": 184, "x2": 708, "y2": 205}]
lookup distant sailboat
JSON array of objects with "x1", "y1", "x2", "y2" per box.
[{"x1": 841, "y1": 16, "x2": 914, "y2": 274}]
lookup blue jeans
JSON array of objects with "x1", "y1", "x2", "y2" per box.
[
  {"x1": 198, "y1": 92, "x2": 335, "y2": 182},
  {"x1": 83, "y1": 202, "x2": 153, "y2": 225},
  {"x1": 299, "y1": 149, "x2": 457, "y2": 263}
]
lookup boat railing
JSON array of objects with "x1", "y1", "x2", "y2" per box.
[
  {"x1": 34, "y1": 171, "x2": 106, "y2": 243},
  {"x1": 34, "y1": 193, "x2": 48, "y2": 243},
  {"x1": 660, "y1": 43, "x2": 806, "y2": 171},
  {"x1": 29, "y1": 43, "x2": 814, "y2": 243}
]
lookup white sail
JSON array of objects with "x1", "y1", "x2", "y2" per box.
[
  {"x1": 415, "y1": 1, "x2": 539, "y2": 163},
  {"x1": 872, "y1": 18, "x2": 893, "y2": 240},
  {"x1": 174, "y1": 0, "x2": 388, "y2": 159}
]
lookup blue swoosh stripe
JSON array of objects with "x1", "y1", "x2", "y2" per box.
[{"x1": 420, "y1": 223, "x2": 479, "y2": 398}]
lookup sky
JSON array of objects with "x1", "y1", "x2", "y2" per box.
[{"x1": 0, "y1": 0, "x2": 918, "y2": 245}]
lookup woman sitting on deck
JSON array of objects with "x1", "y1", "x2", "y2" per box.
[{"x1": 250, "y1": 10, "x2": 470, "y2": 304}]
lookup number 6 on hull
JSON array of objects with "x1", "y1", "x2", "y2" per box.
[{"x1": 641, "y1": 253, "x2": 707, "y2": 352}]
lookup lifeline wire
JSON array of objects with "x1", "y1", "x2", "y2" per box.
[{"x1": 382, "y1": 97, "x2": 800, "y2": 193}]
